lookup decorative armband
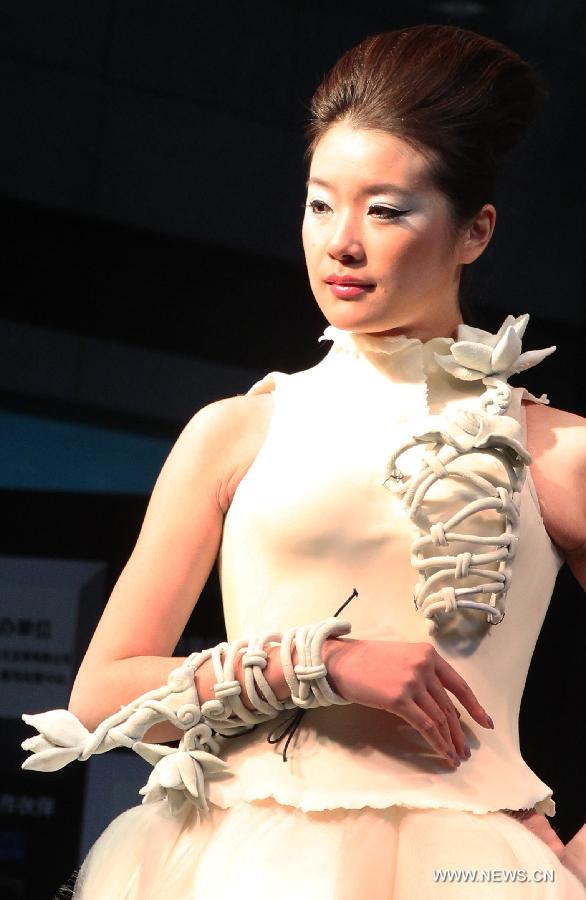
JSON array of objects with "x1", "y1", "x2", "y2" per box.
[{"x1": 21, "y1": 611, "x2": 354, "y2": 816}]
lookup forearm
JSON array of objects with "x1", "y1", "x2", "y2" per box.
[
  {"x1": 68, "y1": 655, "x2": 190, "y2": 743},
  {"x1": 68, "y1": 636, "x2": 353, "y2": 744}
]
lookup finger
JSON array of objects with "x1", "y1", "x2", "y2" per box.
[
  {"x1": 413, "y1": 688, "x2": 459, "y2": 760},
  {"x1": 394, "y1": 698, "x2": 460, "y2": 767},
  {"x1": 426, "y1": 676, "x2": 469, "y2": 758},
  {"x1": 434, "y1": 656, "x2": 492, "y2": 728}
]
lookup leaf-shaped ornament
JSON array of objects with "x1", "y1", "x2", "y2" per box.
[
  {"x1": 22, "y1": 746, "x2": 81, "y2": 772},
  {"x1": 22, "y1": 710, "x2": 89, "y2": 748},
  {"x1": 491, "y1": 326, "x2": 522, "y2": 372},
  {"x1": 451, "y1": 341, "x2": 494, "y2": 374},
  {"x1": 509, "y1": 346, "x2": 556, "y2": 375}
]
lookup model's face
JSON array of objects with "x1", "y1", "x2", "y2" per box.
[{"x1": 302, "y1": 123, "x2": 467, "y2": 340}]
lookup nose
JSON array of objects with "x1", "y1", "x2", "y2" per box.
[{"x1": 326, "y1": 212, "x2": 365, "y2": 262}]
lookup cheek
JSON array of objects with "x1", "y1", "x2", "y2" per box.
[
  {"x1": 379, "y1": 227, "x2": 448, "y2": 278},
  {"x1": 301, "y1": 223, "x2": 320, "y2": 271},
  {"x1": 301, "y1": 220, "x2": 313, "y2": 259},
  {"x1": 376, "y1": 232, "x2": 422, "y2": 277}
]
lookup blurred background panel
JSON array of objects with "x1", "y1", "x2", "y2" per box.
[{"x1": 0, "y1": 2, "x2": 583, "y2": 895}]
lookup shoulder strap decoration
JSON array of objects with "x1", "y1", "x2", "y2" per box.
[{"x1": 384, "y1": 314, "x2": 555, "y2": 634}]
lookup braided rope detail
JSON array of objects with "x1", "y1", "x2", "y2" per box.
[
  {"x1": 21, "y1": 616, "x2": 351, "y2": 815},
  {"x1": 384, "y1": 378, "x2": 530, "y2": 634}
]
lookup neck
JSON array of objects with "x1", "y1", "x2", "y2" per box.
[{"x1": 364, "y1": 310, "x2": 464, "y2": 343}]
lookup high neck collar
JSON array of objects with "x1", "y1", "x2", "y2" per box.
[
  {"x1": 317, "y1": 325, "x2": 482, "y2": 411},
  {"x1": 318, "y1": 325, "x2": 454, "y2": 368}
]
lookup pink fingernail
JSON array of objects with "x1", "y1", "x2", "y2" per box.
[{"x1": 486, "y1": 715, "x2": 494, "y2": 729}]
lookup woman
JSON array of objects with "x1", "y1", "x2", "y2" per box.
[{"x1": 22, "y1": 24, "x2": 585, "y2": 898}]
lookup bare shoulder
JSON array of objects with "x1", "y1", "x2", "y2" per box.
[
  {"x1": 524, "y1": 401, "x2": 586, "y2": 584},
  {"x1": 186, "y1": 392, "x2": 273, "y2": 442},
  {"x1": 184, "y1": 392, "x2": 274, "y2": 512},
  {"x1": 524, "y1": 402, "x2": 585, "y2": 467},
  {"x1": 524, "y1": 400, "x2": 584, "y2": 434}
]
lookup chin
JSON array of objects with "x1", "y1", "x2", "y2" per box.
[{"x1": 321, "y1": 302, "x2": 400, "y2": 334}]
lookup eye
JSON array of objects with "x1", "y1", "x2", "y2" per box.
[
  {"x1": 303, "y1": 199, "x2": 330, "y2": 215},
  {"x1": 369, "y1": 204, "x2": 411, "y2": 220},
  {"x1": 302, "y1": 200, "x2": 411, "y2": 220}
]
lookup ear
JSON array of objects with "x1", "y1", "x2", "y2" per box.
[{"x1": 458, "y1": 204, "x2": 497, "y2": 265}]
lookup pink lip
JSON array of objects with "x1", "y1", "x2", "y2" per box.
[
  {"x1": 324, "y1": 275, "x2": 375, "y2": 298},
  {"x1": 327, "y1": 283, "x2": 373, "y2": 298}
]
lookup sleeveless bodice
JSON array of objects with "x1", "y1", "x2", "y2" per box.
[{"x1": 209, "y1": 325, "x2": 563, "y2": 817}]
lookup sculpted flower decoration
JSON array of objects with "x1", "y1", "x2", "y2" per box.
[
  {"x1": 21, "y1": 661, "x2": 232, "y2": 816},
  {"x1": 410, "y1": 410, "x2": 531, "y2": 464},
  {"x1": 137, "y1": 743, "x2": 229, "y2": 815},
  {"x1": 435, "y1": 314, "x2": 555, "y2": 382},
  {"x1": 21, "y1": 710, "x2": 90, "y2": 771}
]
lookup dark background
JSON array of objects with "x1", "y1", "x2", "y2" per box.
[{"x1": 0, "y1": 2, "x2": 584, "y2": 896}]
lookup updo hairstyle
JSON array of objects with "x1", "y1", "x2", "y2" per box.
[{"x1": 305, "y1": 24, "x2": 548, "y2": 238}]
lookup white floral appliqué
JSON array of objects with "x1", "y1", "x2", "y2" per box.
[{"x1": 434, "y1": 314, "x2": 555, "y2": 382}]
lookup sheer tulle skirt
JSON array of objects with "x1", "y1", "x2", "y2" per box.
[{"x1": 69, "y1": 795, "x2": 586, "y2": 899}]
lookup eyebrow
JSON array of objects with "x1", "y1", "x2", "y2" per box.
[{"x1": 306, "y1": 176, "x2": 415, "y2": 197}]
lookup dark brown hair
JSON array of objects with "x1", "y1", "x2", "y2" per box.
[{"x1": 305, "y1": 25, "x2": 547, "y2": 235}]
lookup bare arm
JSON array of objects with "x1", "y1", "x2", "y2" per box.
[
  {"x1": 525, "y1": 403, "x2": 586, "y2": 588},
  {"x1": 68, "y1": 393, "x2": 273, "y2": 742},
  {"x1": 523, "y1": 403, "x2": 586, "y2": 857}
]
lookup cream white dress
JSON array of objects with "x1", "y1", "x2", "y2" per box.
[{"x1": 28, "y1": 321, "x2": 586, "y2": 898}]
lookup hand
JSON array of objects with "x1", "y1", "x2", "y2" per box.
[
  {"x1": 507, "y1": 810, "x2": 565, "y2": 859},
  {"x1": 323, "y1": 638, "x2": 493, "y2": 768}
]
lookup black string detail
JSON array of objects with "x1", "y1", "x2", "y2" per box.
[
  {"x1": 266, "y1": 706, "x2": 306, "y2": 762},
  {"x1": 332, "y1": 587, "x2": 359, "y2": 619},
  {"x1": 266, "y1": 588, "x2": 358, "y2": 762}
]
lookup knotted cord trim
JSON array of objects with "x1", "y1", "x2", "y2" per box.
[{"x1": 384, "y1": 377, "x2": 529, "y2": 634}]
